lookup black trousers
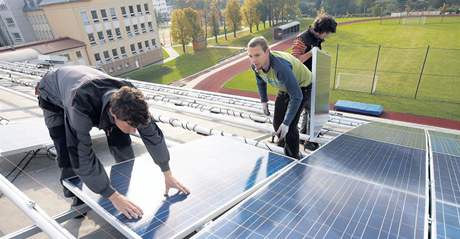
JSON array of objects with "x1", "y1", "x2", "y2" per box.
[
  {"x1": 300, "y1": 86, "x2": 313, "y2": 136},
  {"x1": 43, "y1": 109, "x2": 134, "y2": 198},
  {"x1": 273, "y1": 85, "x2": 311, "y2": 159}
]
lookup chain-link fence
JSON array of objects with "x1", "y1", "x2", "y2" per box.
[{"x1": 323, "y1": 43, "x2": 460, "y2": 104}]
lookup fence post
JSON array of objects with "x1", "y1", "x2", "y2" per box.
[
  {"x1": 370, "y1": 45, "x2": 381, "y2": 95},
  {"x1": 414, "y1": 45, "x2": 430, "y2": 99},
  {"x1": 332, "y1": 44, "x2": 339, "y2": 90}
]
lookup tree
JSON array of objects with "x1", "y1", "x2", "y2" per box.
[
  {"x1": 241, "y1": 0, "x2": 260, "y2": 33},
  {"x1": 256, "y1": 1, "x2": 269, "y2": 29},
  {"x1": 183, "y1": 8, "x2": 204, "y2": 42},
  {"x1": 225, "y1": 0, "x2": 242, "y2": 37},
  {"x1": 171, "y1": 9, "x2": 191, "y2": 54},
  {"x1": 209, "y1": 0, "x2": 220, "y2": 43}
]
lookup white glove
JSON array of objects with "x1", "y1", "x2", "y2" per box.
[
  {"x1": 275, "y1": 123, "x2": 289, "y2": 140},
  {"x1": 262, "y1": 102, "x2": 270, "y2": 116}
]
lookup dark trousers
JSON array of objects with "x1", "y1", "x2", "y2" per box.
[
  {"x1": 300, "y1": 86, "x2": 313, "y2": 136},
  {"x1": 273, "y1": 85, "x2": 311, "y2": 159},
  {"x1": 43, "y1": 109, "x2": 134, "y2": 198}
]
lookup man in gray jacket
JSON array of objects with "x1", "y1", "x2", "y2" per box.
[{"x1": 36, "y1": 65, "x2": 189, "y2": 219}]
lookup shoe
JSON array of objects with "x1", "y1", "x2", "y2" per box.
[{"x1": 71, "y1": 197, "x2": 87, "y2": 219}]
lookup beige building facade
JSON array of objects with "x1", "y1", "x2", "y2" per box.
[{"x1": 26, "y1": 0, "x2": 163, "y2": 75}]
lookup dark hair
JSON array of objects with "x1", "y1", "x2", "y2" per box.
[
  {"x1": 312, "y1": 14, "x2": 337, "y2": 33},
  {"x1": 247, "y1": 36, "x2": 269, "y2": 52},
  {"x1": 110, "y1": 86, "x2": 150, "y2": 127}
]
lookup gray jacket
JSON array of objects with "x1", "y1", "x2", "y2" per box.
[{"x1": 38, "y1": 65, "x2": 170, "y2": 198}]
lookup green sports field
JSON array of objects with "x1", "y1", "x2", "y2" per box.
[{"x1": 225, "y1": 16, "x2": 460, "y2": 121}]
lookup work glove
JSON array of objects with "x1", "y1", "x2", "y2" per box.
[{"x1": 275, "y1": 123, "x2": 289, "y2": 141}]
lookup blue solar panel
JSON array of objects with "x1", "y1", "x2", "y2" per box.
[
  {"x1": 302, "y1": 134, "x2": 426, "y2": 195},
  {"x1": 433, "y1": 153, "x2": 460, "y2": 205},
  {"x1": 436, "y1": 202, "x2": 460, "y2": 239},
  {"x1": 63, "y1": 136, "x2": 294, "y2": 239},
  {"x1": 430, "y1": 131, "x2": 460, "y2": 157},
  {"x1": 346, "y1": 122, "x2": 426, "y2": 150},
  {"x1": 194, "y1": 164, "x2": 426, "y2": 239}
]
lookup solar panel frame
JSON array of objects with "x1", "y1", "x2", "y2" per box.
[
  {"x1": 193, "y1": 163, "x2": 427, "y2": 239},
  {"x1": 63, "y1": 136, "x2": 296, "y2": 239},
  {"x1": 301, "y1": 134, "x2": 427, "y2": 195},
  {"x1": 429, "y1": 130, "x2": 460, "y2": 239},
  {"x1": 345, "y1": 122, "x2": 426, "y2": 150}
]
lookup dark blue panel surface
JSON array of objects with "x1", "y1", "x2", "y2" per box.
[
  {"x1": 434, "y1": 153, "x2": 460, "y2": 205},
  {"x1": 64, "y1": 136, "x2": 294, "y2": 239},
  {"x1": 430, "y1": 131, "x2": 460, "y2": 157},
  {"x1": 195, "y1": 164, "x2": 426, "y2": 239},
  {"x1": 346, "y1": 122, "x2": 426, "y2": 150},
  {"x1": 302, "y1": 134, "x2": 426, "y2": 195},
  {"x1": 437, "y1": 202, "x2": 460, "y2": 239}
]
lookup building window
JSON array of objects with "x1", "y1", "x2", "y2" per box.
[
  {"x1": 88, "y1": 33, "x2": 96, "y2": 45},
  {"x1": 121, "y1": 6, "x2": 127, "y2": 18},
  {"x1": 136, "y1": 4, "x2": 142, "y2": 15},
  {"x1": 128, "y1": 5, "x2": 134, "y2": 16},
  {"x1": 94, "y1": 53, "x2": 102, "y2": 63},
  {"x1": 109, "y1": 8, "x2": 117, "y2": 20},
  {"x1": 91, "y1": 10, "x2": 99, "y2": 23},
  {"x1": 120, "y1": 46, "x2": 127, "y2": 57},
  {"x1": 100, "y1": 9, "x2": 108, "y2": 21},
  {"x1": 125, "y1": 26, "x2": 132, "y2": 37},
  {"x1": 151, "y1": 39, "x2": 156, "y2": 47},
  {"x1": 147, "y1": 22, "x2": 153, "y2": 32},
  {"x1": 130, "y1": 43, "x2": 136, "y2": 54},
  {"x1": 112, "y1": 49, "x2": 119, "y2": 59},
  {"x1": 80, "y1": 11, "x2": 90, "y2": 25},
  {"x1": 97, "y1": 31, "x2": 105, "y2": 44},
  {"x1": 12, "y1": 33, "x2": 22, "y2": 42},
  {"x1": 103, "y1": 50, "x2": 111, "y2": 62},
  {"x1": 144, "y1": 40, "x2": 150, "y2": 49},
  {"x1": 106, "y1": 29, "x2": 113, "y2": 41},
  {"x1": 137, "y1": 42, "x2": 143, "y2": 52},
  {"x1": 115, "y1": 28, "x2": 122, "y2": 39},
  {"x1": 144, "y1": 3, "x2": 150, "y2": 14},
  {"x1": 140, "y1": 23, "x2": 146, "y2": 33},
  {"x1": 76, "y1": 51, "x2": 82, "y2": 59},
  {"x1": 133, "y1": 24, "x2": 139, "y2": 35},
  {"x1": 5, "y1": 17, "x2": 14, "y2": 27}
]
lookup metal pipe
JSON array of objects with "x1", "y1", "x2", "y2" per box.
[
  {"x1": 0, "y1": 173, "x2": 75, "y2": 239},
  {"x1": 150, "y1": 112, "x2": 305, "y2": 158}
]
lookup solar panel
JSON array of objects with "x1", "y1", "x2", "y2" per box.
[
  {"x1": 433, "y1": 153, "x2": 460, "y2": 205},
  {"x1": 0, "y1": 119, "x2": 51, "y2": 156},
  {"x1": 309, "y1": 47, "x2": 331, "y2": 142},
  {"x1": 63, "y1": 136, "x2": 295, "y2": 239},
  {"x1": 430, "y1": 131, "x2": 460, "y2": 239},
  {"x1": 0, "y1": 119, "x2": 104, "y2": 156},
  {"x1": 430, "y1": 131, "x2": 460, "y2": 157},
  {"x1": 436, "y1": 202, "x2": 460, "y2": 239},
  {"x1": 194, "y1": 164, "x2": 426, "y2": 239},
  {"x1": 301, "y1": 134, "x2": 426, "y2": 194},
  {"x1": 346, "y1": 122, "x2": 426, "y2": 150}
]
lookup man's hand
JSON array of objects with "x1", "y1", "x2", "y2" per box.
[
  {"x1": 291, "y1": 39, "x2": 307, "y2": 57},
  {"x1": 108, "y1": 191, "x2": 144, "y2": 219},
  {"x1": 275, "y1": 124, "x2": 290, "y2": 141},
  {"x1": 262, "y1": 102, "x2": 270, "y2": 116},
  {"x1": 164, "y1": 171, "x2": 190, "y2": 197}
]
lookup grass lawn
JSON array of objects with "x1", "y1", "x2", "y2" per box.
[
  {"x1": 162, "y1": 48, "x2": 169, "y2": 59},
  {"x1": 224, "y1": 16, "x2": 460, "y2": 120},
  {"x1": 122, "y1": 46, "x2": 239, "y2": 84}
]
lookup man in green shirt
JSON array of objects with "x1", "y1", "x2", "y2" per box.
[{"x1": 247, "y1": 36, "x2": 312, "y2": 159}]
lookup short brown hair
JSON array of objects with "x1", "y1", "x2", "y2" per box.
[
  {"x1": 110, "y1": 86, "x2": 150, "y2": 127},
  {"x1": 247, "y1": 36, "x2": 269, "y2": 52}
]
